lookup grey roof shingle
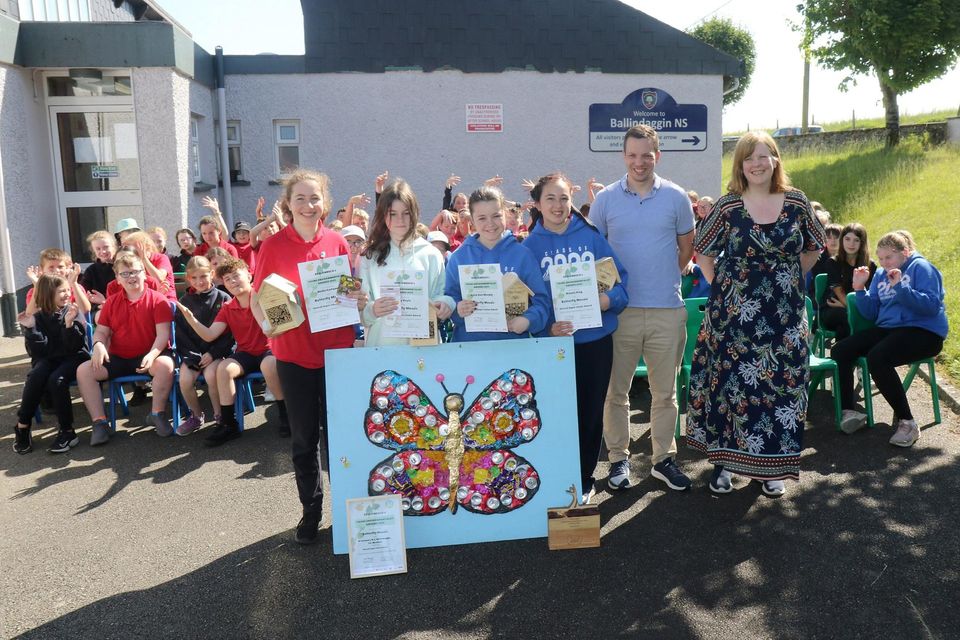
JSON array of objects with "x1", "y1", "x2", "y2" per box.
[{"x1": 300, "y1": 0, "x2": 743, "y2": 77}]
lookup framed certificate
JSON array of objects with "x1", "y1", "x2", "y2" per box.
[{"x1": 345, "y1": 495, "x2": 408, "y2": 579}]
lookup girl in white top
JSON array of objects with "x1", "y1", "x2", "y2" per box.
[{"x1": 359, "y1": 179, "x2": 455, "y2": 347}]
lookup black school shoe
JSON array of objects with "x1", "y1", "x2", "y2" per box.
[
  {"x1": 295, "y1": 510, "x2": 321, "y2": 545},
  {"x1": 13, "y1": 426, "x2": 32, "y2": 454},
  {"x1": 203, "y1": 422, "x2": 241, "y2": 447},
  {"x1": 49, "y1": 429, "x2": 80, "y2": 454}
]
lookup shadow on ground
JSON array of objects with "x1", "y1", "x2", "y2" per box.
[{"x1": 13, "y1": 386, "x2": 959, "y2": 640}]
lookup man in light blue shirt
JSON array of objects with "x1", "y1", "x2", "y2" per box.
[{"x1": 591, "y1": 125, "x2": 695, "y2": 492}]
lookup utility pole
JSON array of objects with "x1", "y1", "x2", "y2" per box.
[{"x1": 801, "y1": 8, "x2": 811, "y2": 133}]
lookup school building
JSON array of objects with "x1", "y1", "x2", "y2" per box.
[{"x1": 0, "y1": 0, "x2": 742, "y2": 335}]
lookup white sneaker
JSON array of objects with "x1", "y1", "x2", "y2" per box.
[
  {"x1": 580, "y1": 486, "x2": 596, "y2": 505},
  {"x1": 263, "y1": 387, "x2": 276, "y2": 402},
  {"x1": 889, "y1": 419, "x2": 920, "y2": 448},
  {"x1": 840, "y1": 409, "x2": 868, "y2": 434},
  {"x1": 761, "y1": 480, "x2": 786, "y2": 496}
]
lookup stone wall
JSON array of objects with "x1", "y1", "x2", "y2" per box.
[{"x1": 721, "y1": 122, "x2": 949, "y2": 155}]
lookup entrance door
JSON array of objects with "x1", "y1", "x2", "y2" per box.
[{"x1": 49, "y1": 105, "x2": 143, "y2": 262}]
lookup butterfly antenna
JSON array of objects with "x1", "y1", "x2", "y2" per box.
[
  {"x1": 435, "y1": 373, "x2": 451, "y2": 395},
  {"x1": 460, "y1": 374, "x2": 475, "y2": 396}
]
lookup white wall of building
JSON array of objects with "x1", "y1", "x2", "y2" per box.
[
  {"x1": 0, "y1": 63, "x2": 58, "y2": 291},
  {"x1": 133, "y1": 67, "x2": 218, "y2": 239},
  {"x1": 222, "y1": 70, "x2": 724, "y2": 220}
]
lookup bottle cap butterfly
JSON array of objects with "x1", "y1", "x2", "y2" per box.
[{"x1": 365, "y1": 369, "x2": 541, "y2": 516}]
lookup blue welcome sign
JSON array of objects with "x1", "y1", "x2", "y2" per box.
[{"x1": 589, "y1": 88, "x2": 707, "y2": 152}]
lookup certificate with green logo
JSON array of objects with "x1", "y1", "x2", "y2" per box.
[
  {"x1": 346, "y1": 495, "x2": 407, "y2": 579},
  {"x1": 459, "y1": 263, "x2": 508, "y2": 333},
  {"x1": 297, "y1": 257, "x2": 358, "y2": 332},
  {"x1": 549, "y1": 262, "x2": 602, "y2": 331}
]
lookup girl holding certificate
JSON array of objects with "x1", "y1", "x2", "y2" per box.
[
  {"x1": 522, "y1": 173, "x2": 629, "y2": 503},
  {"x1": 251, "y1": 169, "x2": 363, "y2": 545},
  {"x1": 359, "y1": 179, "x2": 455, "y2": 347},
  {"x1": 444, "y1": 186, "x2": 549, "y2": 342}
]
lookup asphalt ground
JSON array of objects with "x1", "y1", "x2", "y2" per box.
[{"x1": 2, "y1": 335, "x2": 959, "y2": 640}]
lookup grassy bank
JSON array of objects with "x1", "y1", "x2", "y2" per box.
[{"x1": 722, "y1": 140, "x2": 960, "y2": 381}]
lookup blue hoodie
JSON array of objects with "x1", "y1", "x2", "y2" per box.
[
  {"x1": 854, "y1": 252, "x2": 948, "y2": 338},
  {"x1": 522, "y1": 215, "x2": 629, "y2": 343},
  {"x1": 444, "y1": 232, "x2": 550, "y2": 342}
]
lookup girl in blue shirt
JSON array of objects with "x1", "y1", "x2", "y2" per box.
[
  {"x1": 444, "y1": 186, "x2": 549, "y2": 342},
  {"x1": 522, "y1": 173, "x2": 629, "y2": 502},
  {"x1": 832, "y1": 230, "x2": 948, "y2": 447}
]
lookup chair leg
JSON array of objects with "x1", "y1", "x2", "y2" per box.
[
  {"x1": 234, "y1": 378, "x2": 247, "y2": 433},
  {"x1": 859, "y1": 359, "x2": 875, "y2": 428},
  {"x1": 108, "y1": 383, "x2": 118, "y2": 432},
  {"x1": 928, "y1": 361, "x2": 941, "y2": 425},
  {"x1": 831, "y1": 369, "x2": 842, "y2": 429}
]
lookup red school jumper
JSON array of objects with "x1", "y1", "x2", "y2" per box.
[
  {"x1": 253, "y1": 224, "x2": 354, "y2": 369},
  {"x1": 215, "y1": 297, "x2": 269, "y2": 356}
]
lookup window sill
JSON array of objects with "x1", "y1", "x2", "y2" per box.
[
  {"x1": 193, "y1": 182, "x2": 216, "y2": 193},
  {"x1": 218, "y1": 179, "x2": 252, "y2": 187},
  {"x1": 268, "y1": 179, "x2": 283, "y2": 186}
]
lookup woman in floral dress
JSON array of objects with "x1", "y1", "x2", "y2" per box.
[{"x1": 686, "y1": 131, "x2": 825, "y2": 497}]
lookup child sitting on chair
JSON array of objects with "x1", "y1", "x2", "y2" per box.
[
  {"x1": 174, "y1": 256, "x2": 234, "y2": 436},
  {"x1": 75, "y1": 251, "x2": 175, "y2": 446},
  {"x1": 831, "y1": 230, "x2": 948, "y2": 447},
  {"x1": 176, "y1": 257, "x2": 287, "y2": 446}
]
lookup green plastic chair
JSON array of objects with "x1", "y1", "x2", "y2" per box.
[
  {"x1": 812, "y1": 273, "x2": 838, "y2": 356},
  {"x1": 680, "y1": 273, "x2": 695, "y2": 299},
  {"x1": 845, "y1": 292, "x2": 941, "y2": 428},
  {"x1": 806, "y1": 296, "x2": 842, "y2": 429},
  {"x1": 632, "y1": 297, "x2": 707, "y2": 439}
]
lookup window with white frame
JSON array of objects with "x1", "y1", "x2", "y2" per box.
[
  {"x1": 190, "y1": 117, "x2": 201, "y2": 184},
  {"x1": 274, "y1": 120, "x2": 300, "y2": 178},
  {"x1": 226, "y1": 120, "x2": 242, "y2": 180}
]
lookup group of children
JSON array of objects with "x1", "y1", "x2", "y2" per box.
[{"x1": 12, "y1": 170, "x2": 948, "y2": 475}]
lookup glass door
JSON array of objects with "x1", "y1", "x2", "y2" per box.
[{"x1": 49, "y1": 105, "x2": 143, "y2": 262}]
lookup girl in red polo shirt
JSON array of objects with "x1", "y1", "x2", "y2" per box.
[{"x1": 250, "y1": 169, "x2": 367, "y2": 545}]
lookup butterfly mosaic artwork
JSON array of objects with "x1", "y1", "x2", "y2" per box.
[{"x1": 365, "y1": 369, "x2": 541, "y2": 516}]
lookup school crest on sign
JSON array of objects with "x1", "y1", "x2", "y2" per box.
[{"x1": 641, "y1": 90, "x2": 658, "y2": 109}]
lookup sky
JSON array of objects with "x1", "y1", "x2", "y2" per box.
[{"x1": 157, "y1": 0, "x2": 960, "y2": 133}]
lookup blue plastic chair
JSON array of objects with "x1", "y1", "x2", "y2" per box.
[{"x1": 234, "y1": 371, "x2": 264, "y2": 432}]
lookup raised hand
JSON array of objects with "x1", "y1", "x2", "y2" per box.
[
  {"x1": 375, "y1": 171, "x2": 390, "y2": 194},
  {"x1": 445, "y1": 174, "x2": 461, "y2": 189},
  {"x1": 66, "y1": 263, "x2": 81, "y2": 285},
  {"x1": 201, "y1": 195, "x2": 221, "y2": 214},
  {"x1": 520, "y1": 179, "x2": 535, "y2": 192},
  {"x1": 852, "y1": 266, "x2": 871, "y2": 290},
  {"x1": 26, "y1": 265, "x2": 41, "y2": 285},
  {"x1": 484, "y1": 175, "x2": 504, "y2": 188},
  {"x1": 349, "y1": 193, "x2": 371, "y2": 207},
  {"x1": 64, "y1": 302, "x2": 80, "y2": 326},
  {"x1": 88, "y1": 290, "x2": 106, "y2": 305},
  {"x1": 887, "y1": 268, "x2": 902, "y2": 287},
  {"x1": 16, "y1": 310, "x2": 35, "y2": 329},
  {"x1": 256, "y1": 196, "x2": 266, "y2": 220}
]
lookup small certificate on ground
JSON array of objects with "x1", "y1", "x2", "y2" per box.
[
  {"x1": 380, "y1": 269, "x2": 430, "y2": 339},
  {"x1": 459, "y1": 264, "x2": 508, "y2": 333},
  {"x1": 346, "y1": 495, "x2": 407, "y2": 579},
  {"x1": 297, "y1": 257, "x2": 358, "y2": 333},
  {"x1": 549, "y1": 262, "x2": 603, "y2": 331}
]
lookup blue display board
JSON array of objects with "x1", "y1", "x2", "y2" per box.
[
  {"x1": 326, "y1": 338, "x2": 580, "y2": 554},
  {"x1": 589, "y1": 87, "x2": 707, "y2": 152}
]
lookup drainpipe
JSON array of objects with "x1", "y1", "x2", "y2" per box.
[
  {"x1": 0, "y1": 141, "x2": 19, "y2": 336},
  {"x1": 215, "y1": 46, "x2": 234, "y2": 229}
]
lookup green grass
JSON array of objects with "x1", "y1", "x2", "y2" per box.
[
  {"x1": 724, "y1": 108, "x2": 957, "y2": 137},
  {"x1": 721, "y1": 140, "x2": 960, "y2": 382}
]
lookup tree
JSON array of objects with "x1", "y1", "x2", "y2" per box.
[
  {"x1": 688, "y1": 18, "x2": 756, "y2": 107},
  {"x1": 799, "y1": 0, "x2": 960, "y2": 147}
]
